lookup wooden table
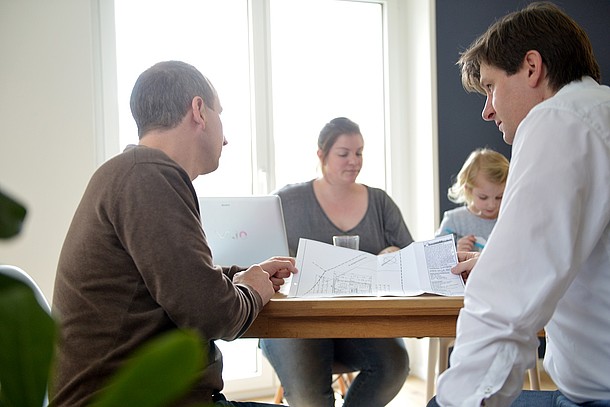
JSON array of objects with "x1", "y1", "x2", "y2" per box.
[
  {"x1": 243, "y1": 294, "x2": 544, "y2": 399},
  {"x1": 242, "y1": 293, "x2": 464, "y2": 339}
]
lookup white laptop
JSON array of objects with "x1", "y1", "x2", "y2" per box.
[{"x1": 198, "y1": 195, "x2": 290, "y2": 267}]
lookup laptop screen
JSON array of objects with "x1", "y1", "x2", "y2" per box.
[{"x1": 198, "y1": 195, "x2": 290, "y2": 267}]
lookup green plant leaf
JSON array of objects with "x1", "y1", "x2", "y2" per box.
[
  {"x1": 88, "y1": 329, "x2": 207, "y2": 407},
  {"x1": 0, "y1": 189, "x2": 27, "y2": 239},
  {"x1": 0, "y1": 275, "x2": 57, "y2": 407}
]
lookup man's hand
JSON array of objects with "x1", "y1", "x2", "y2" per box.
[
  {"x1": 258, "y1": 256, "x2": 298, "y2": 292},
  {"x1": 233, "y1": 266, "x2": 276, "y2": 304},
  {"x1": 452, "y1": 251, "x2": 479, "y2": 283}
]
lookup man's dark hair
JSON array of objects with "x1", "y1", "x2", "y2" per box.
[{"x1": 458, "y1": 2, "x2": 601, "y2": 94}]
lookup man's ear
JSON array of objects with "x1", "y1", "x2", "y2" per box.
[
  {"x1": 192, "y1": 96, "x2": 206, "y2": 126},
  {"x1": 523, "y1": 50, "x2": 545, "y2": 87}
]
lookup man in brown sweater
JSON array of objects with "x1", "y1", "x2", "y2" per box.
[{"x1": 50, "y1": 61, "x2": 296, "y2": 406}]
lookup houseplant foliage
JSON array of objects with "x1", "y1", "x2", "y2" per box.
[
  {"x1": 1, "y1": 189, "x2": 210, "y2": 407},
  {"x1": 0, "y1": 188, "x2": 55, "y2": 407},
  {"x1": 0, "y1": 274, "x2": 56, "y2": 407},
  {"x1": 88, "y1": 329, "x2": 208, "y2": 407},
  {"x1": 0, "y1": 189, "x2": 27, "y2": 240},
  {"x1": 0, "y1": 189, "x2": 27, "y2": 239}
]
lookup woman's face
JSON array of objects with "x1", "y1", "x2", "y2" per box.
[{"x1": 319, "y1": 133, "x2": 364, "y2": 185}]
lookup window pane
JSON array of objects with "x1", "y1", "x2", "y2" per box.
[
  {"x1": 216, "y1": 338, "x2": 259, "y2": 380},
  {"x1": 270, "y1": 0, "x2": 386, "y2": 189},
  {"x1": 113, "y1": 0, "x2": 260, "y2": 389},
  {"x1": 114, "y1": 0, "x2": 253, "y2": 196}
]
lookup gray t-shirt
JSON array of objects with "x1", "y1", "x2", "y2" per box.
[
  {"x1": 275, "y1": 180, "x2": 413, "y2": 256},
  {"x1": 435, "y1": 206, "x2": 496, "y2": 251}
]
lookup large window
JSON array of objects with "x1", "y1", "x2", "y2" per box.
[
  {"x1": 107, "y1": 0, "x2": 438, "y2": 397},
  {"x1": 114, "y1": 0, "x2": 386, "y2": 197},
  {"x1": 269, "y1": 0, "x2": 385, "y2": 189},
  {"x1": 114, "y1": 0, "x2": 254, "y2": 196}
]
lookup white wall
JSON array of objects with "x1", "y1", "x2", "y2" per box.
[{"x1": 0, "y1": 0, "x2": 100, "y2": 302}]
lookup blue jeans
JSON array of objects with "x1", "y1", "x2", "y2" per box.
[
  {"x1": 214, "y1": 400, "x2": 279, "y2": 406},
  {"x1": 213, "y1": 392, "x2": 280, "y2": 406},
  {"x1": 260, "y1": 338, "x2": 409, "y2": 407},
  {"x1": 214, "y1": 404, "x2": 278, "y2": 407},
  {"x1": 427, "y1": 391, "x2": 610, "y2": 406}
]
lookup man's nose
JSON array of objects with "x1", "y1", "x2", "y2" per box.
[{"x1": 482, "y1": 96, "x2": 495, "y2": 121}]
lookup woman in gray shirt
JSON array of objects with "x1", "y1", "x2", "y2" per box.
[{"x1": 260, "y1": 117, "x2": 413, "y2": 407}]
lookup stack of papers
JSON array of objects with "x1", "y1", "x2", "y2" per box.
[{"x1": 288, "y1": 235, "x2": 464, "y2": 298}]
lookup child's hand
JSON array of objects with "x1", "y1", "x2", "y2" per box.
[{"x1": 456, "y1": 235, "x2": 476, "y2": 252}]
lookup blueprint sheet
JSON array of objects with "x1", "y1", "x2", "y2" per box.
[{"x1": 288, "y1": 235, "x2": 464, "y2": 298}]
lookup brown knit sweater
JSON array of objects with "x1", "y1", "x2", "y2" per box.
[{"x1": 50, "y1": 146, "x2": 262, "y2": 406}]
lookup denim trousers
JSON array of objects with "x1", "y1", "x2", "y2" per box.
[
  {"x1": 259, "y1": 337, "x2": 409, "y2": 407},
  {"x1": 214, "y1": 400, "x2": 279, "y2": 407},
  {"x1": 427, "y1": 391, "x2": 610, "y2": 406},
  {"x1": 212, "y1": 391, "x2": 280, "y2": 406}
]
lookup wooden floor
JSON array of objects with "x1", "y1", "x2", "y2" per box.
[{"x1": 250, "y1": 360, "x2": 557, "y2": 406}]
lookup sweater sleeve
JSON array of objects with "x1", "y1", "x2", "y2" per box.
[{"x1": 113, "y1": 160, "x2": 262, "y2": 341}]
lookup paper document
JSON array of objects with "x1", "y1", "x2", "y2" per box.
[{"x1": 288, "y1": 235, "x2": 464, "y2": 298}]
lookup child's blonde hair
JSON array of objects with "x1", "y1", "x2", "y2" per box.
[{"x1": 448, "y1": 148, "x2": 509, "y2": 205}]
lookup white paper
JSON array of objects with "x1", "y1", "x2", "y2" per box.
[{"x1": 289, "y1": 235, "x2": 464, "y2": 298}]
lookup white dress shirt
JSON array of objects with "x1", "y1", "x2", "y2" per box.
[{"x1": 436, "y1": 77, "x2": 610, "y2": 406}]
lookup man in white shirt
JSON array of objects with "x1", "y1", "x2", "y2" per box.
[{"x1": 428, "y1": 2, "x2": 610, "y2": 406}]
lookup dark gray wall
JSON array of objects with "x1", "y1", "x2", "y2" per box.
[{"x1": 435, "y1": 0, "x2": 610, "y2": 221}]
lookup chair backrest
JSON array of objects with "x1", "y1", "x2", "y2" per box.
[{"x1": 0, "y1": 264, "x2": 51, "y2": 314}]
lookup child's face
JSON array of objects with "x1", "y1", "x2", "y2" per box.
[{"x1": 468, "y1": 173, "x2": 505, "y2": 220}]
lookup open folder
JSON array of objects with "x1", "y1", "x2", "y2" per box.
[{"x1": 289, "y1": 235, "x2": 464, "y2": 298}]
